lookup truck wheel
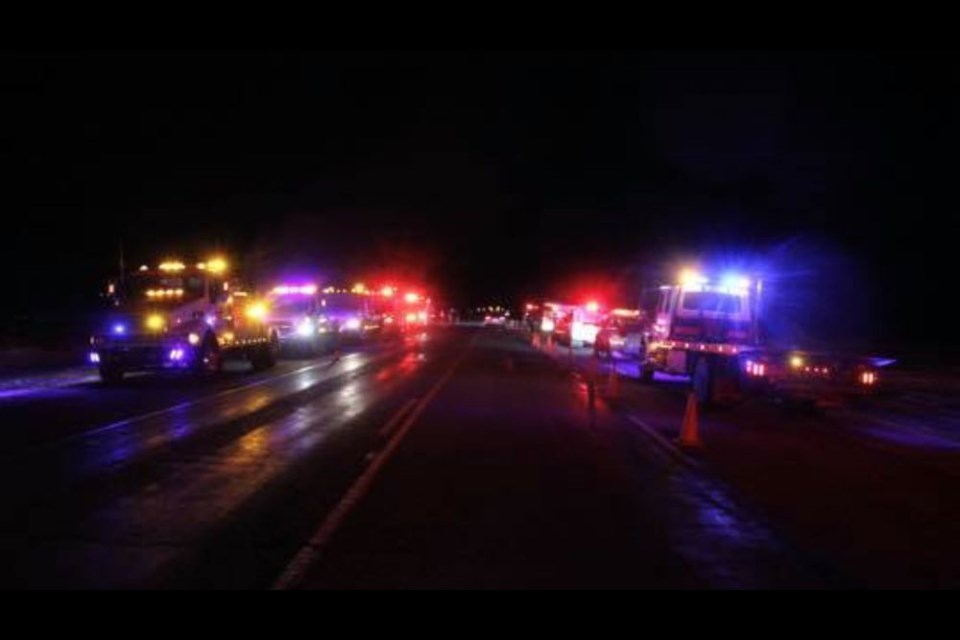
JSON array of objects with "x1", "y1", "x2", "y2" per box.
[
  {"x1": 251, "y1": 335, "x2": 278, "y2": 371},
  {"x1": 99, "y1": 364, "x2": 125, "y2": 385},
  {"x1": 195, "y1": 335, "x2": 222, "y2": 374},
  {"x1": 692, "y1": 357, "x2": 714, "y2": 405},
  {"x1": 639, "y1": 365, "x2": 655, "y2": 383}
]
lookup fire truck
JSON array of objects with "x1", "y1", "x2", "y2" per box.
[
  {"x1": 90, "y1": 258, "x2": 278, "y2": 383},
  {"x1": 640, "y1": 269, "x2": 888, "y2": 406},
  {"x1": 396, "y1": 290, "x2": 431, "y2": 331}
]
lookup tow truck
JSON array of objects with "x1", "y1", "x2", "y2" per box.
[
  {"x1": 90, "y1": 258, "x2": 278, "y2": 383},
  {"x1": 641, "y1": 268, "x2": 888, "y2": 407}
]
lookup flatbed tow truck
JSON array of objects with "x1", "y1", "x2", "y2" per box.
[{"x1": 640, "y1": 269, "x2": 891, "y2": 407}]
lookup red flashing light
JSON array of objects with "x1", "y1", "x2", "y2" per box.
[
  {"x1": 404, "y1": 292, "x2": 421, "y2": 304},
  {"x1": 585, "y1": 301, "x2": 600, "y2": 313}
]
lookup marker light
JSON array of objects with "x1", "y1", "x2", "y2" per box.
[
  {"x1": 790, "y1": 355, "x2": 805, "y2": 369},
  {"x1": 246, "y1": 302, "x2": 268, "y2": 320},
  {"x1": 404, "y1": 292, "x2": 420, "y2": 304},
  {"x1": 417, "y1": 311, "x2": 428, "y2": 323},
  {"x1": 206, "y1": 257, "x2": 228, "y2": 274},
  {"x1": 112, "y1": 323, "x2": 126, "y2": 335},
  {"x1": 146, "y1": 314, "x2": 165, "y2": 331},
  {"x1": 139, "y1": 265, "x2": 149, "y2": 272},
  {"x1": 158, "y1": 261, "x2": 185, "y2": 272},
  {"x1": 188, "y1": 332, "x2": 201, "y2": 346}
]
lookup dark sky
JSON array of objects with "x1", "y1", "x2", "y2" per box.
[{"x1": 2, "y1": 51, "x2": 957, "y2": 346}]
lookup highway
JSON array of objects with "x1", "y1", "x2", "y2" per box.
[{"x1": 0, "y1": 325, "x2": 957, "y2": 588}]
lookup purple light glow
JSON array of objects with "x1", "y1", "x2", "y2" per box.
[{"x1": 272, "y1": 284, "x2": 317, "y2": 296}]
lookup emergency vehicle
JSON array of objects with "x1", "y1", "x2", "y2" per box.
[
  {"x1": 397, "y1": 290, "x2": 431, "y2": 331},
  {"x1": 90, "y1": 258, "x2": 278, "y2": 383},
  {"x1": 641, "y1": 268, "x2": 887, "y2": 406},
  {"x1": 264, "y1": 283, "x2": 324, "y2": 355},
  {"x1": 318, "y1": 286, "x2": 374, "y2": 340}
]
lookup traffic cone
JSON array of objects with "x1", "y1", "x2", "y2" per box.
[{"x1": 677, "y1": 390, "x2": 702, "y2": 448}]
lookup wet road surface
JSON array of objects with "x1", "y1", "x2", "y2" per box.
[{"x1": 0, "y1": 326, "x2": 957, "y2": 588}]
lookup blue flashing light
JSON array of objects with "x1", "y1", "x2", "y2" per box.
[{"x1": 112, "y1": 323, "x2": 126, "y2": 335}]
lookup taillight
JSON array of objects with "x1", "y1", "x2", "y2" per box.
[{"x1": 745, "y1": 360, "x2": 766, "y2": 377}]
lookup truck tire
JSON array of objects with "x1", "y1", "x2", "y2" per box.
[
  {"x1": 251, "y1": 334, "x2": 278, "y2": 371},
  {"x1": 692, "y1": 357, "x2": 714, "y2": 405},
  {"x1": 99, "y1": 364, "x2": 125, "y2": 385},
  {"x1": 639, "y1": 365, "x2": 655, "y2": 383},
  {"x1": 194, "y1": 335, "x2": 222, "y2": 374}
]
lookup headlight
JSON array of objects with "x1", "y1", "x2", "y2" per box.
[
  {"x1": 146, "y1": 314, "x2": 165, "y2": 331},
  {"x1": 296, "y1": 320, "x2": 315, "y2": 337},
  {"x1": 246, "y1": 302, "x2": 268, "y2": 320},
  {"x1": 188, "y1": 332, "x2": 201, "y2": 346},
  {"x1": 344, "y1": 317, "x2": 362, "y2": 331}
]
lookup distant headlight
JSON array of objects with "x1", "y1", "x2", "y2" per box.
[{"x1": 188, "y1": 332, "x2": 201, "y2": 346}]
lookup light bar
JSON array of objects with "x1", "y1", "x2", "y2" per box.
[
  {"x1": 158, "y1": 261, "x2": 186, "y2": 272},
  {"x1": 272, "y1": 284, "x2": 317, "y2": 296}
]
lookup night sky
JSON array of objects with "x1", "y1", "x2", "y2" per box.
[{"x1": 2, "y1": 51, "x2": 957, "y2": 348}]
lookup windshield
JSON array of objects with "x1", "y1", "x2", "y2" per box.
[
  {"x1": 681, "y1": 291, "x2": 744, "y2": 314},
  {"x1": 321, "y1": 293, "x2": 364, "y2": 311},
  {"x1": 268, "y1": 296, "x2": 313, "y2": 316}
]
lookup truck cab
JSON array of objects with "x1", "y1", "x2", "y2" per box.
[
  {"x1": 90, "y1": 259, "x2": 277, "y2": 383},
  {"x1": 265, "y1": 284, "x2": 323, "y2": 355}
]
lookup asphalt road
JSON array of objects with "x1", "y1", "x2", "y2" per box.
[{"x1": 0, "y1": 325, "x2": 957, "y2": 588}]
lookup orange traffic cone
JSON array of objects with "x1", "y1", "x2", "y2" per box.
[{"x1": 677, "y1": 390, "x2": 702, "y2": 448}]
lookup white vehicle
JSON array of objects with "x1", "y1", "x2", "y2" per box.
[
  {"x1": 265, "y1": 283, "x2": 324, "y2": 355},
  {"x1": 641, "y1": 268, "x2": 886, "y2": 406}
]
